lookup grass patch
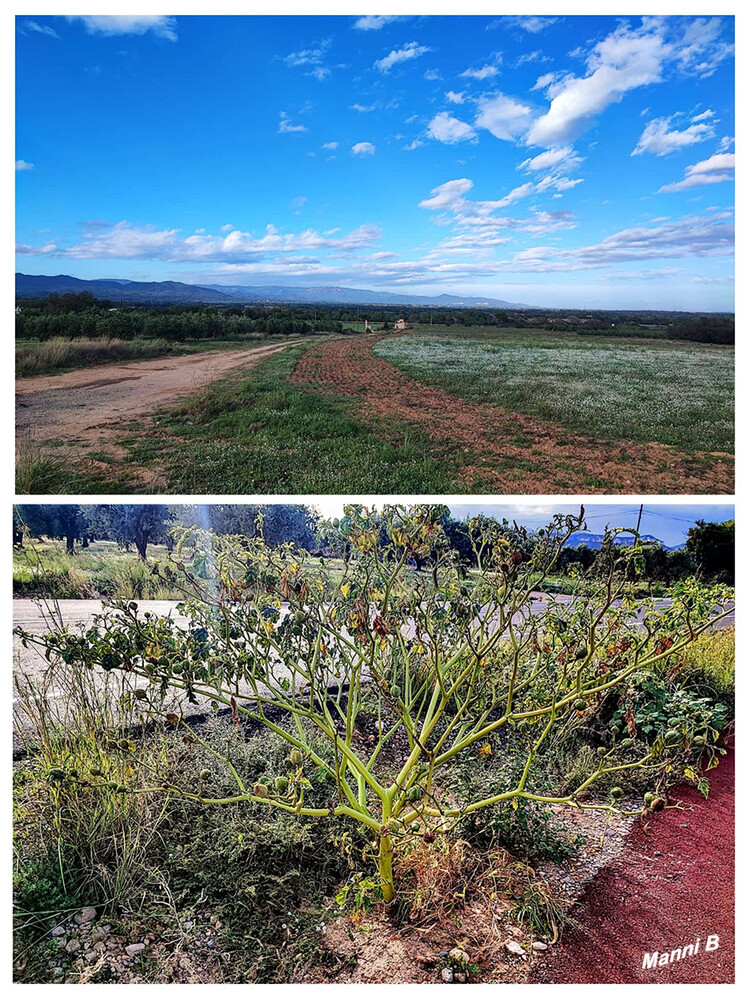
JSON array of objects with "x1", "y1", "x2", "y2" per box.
[
  {"x1": 120, "y1": 344, "x2": 469, "y2": 493},
  {"x1": 13, "y1": 539, "x2": 181, "y2": 600},
  {"x1": 375, "y1": 328, "x2": 734, "y2": 454}
]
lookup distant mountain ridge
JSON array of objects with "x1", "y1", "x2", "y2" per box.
[
  {"x1": 565, "y1": 531, "x2": 683, "y2": 550},
  {"x1": 16, "y1": 273, "x2": 526, "y2": 308}
]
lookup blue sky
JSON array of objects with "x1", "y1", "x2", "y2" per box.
[
  {"x1": 311, "y1": 502, "x2": 734, "y2": 548},
  {"x1": 16, "y1": 14, "x2": 734, "y2": 309}
]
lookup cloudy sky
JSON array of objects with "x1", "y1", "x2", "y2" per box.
[
  {"x1": 309, "y1": 502, "x2": 734, "y2": 548},
  {"x1": 16, "y1": 14, "x2": 734, "y2": 309}
]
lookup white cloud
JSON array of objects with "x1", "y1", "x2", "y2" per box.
[
  {"x1": 515, "y1": 50, "x2": 550, "y2": 68},
  {"x1": 427, "y1": 112, "x2": 477, "y2": 144},
  {"x1": 423, "y1": 68, "x2": 442, "y2": 81},
  {"x1": 474, "y1": 93, "x2": 533, "y2": 141},
  {"x1": 66, "y1": 16, "x2": 177, "y2": 40},
  {"x1": 321, "y1": 141, "x2": 338, "y2": 150},
  {"x1": 460, "y1": 64, "x2": 498, "y2": 80},
  {"x1": 692, "y1": 108, "x2": 716, "y2": 123},
  {"x1": 419, "y1": 178, "x2": 475, "y2": 211},
  {"x1": 374, "y1": 41, "x2": 430, "y2": 73},
  {"x1": 350, "y1": 103, "x2": 376, "y2": 113},
  {"x1": 352, "y1": 141, "x2": 376, "y2": 156},
  {"x1": 632, "y1": 115, "x2": 715, "y2": 156},
  {"x1": 496, "y1": 16, "x2": 559, "y2": 34},
  {"x1": 527, "y1": 18, "x2": 733, "y2": 149},
  {"x1": 278, "y1": 112, "x2": 307, "y2": 134},
  {"x1": 22, "y1": 20, "x2": 59, "y2": 38},
  {"x1": 220, "y1": 224, "x2": 235, "y2": 232},
  {"x1": 527, "y1": 22, "x2": 668, "y2": 146},
  {"x1": 353, "y1": 15, "x2": 406, "y2": 31},
  {"x1": 658, "y1": 153, "x2": 735, "y2": 192},
  {"x1": 518, "y1": 146, "x2": 582, "y2": 172},
  {"x1": 15, "y1": 159, "x2": 34, "y2": 171},
  {"x1": 445, "y1": 91, "x2": 466, "y2": 104},
  {"x1": 501, "y1": 212, "x2": 733, "y2": 271},
  {"x1": 17, "y1": 220, "x2": 383, "y2": 263},
  {"x1": 283, "y1": 38, "x2": 331, "y2": 79},
  {"x1": 532, "y1": 71, "x2": 559, "y2": 92}
]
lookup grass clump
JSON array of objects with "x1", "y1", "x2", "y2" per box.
[
  {"x1": 16, "y1": 337, "x2": 177, "y2": 377},
  {"x1": 679, "y1": 626, "x2": 735, "y2": 710},
  {"x1": 13, "y1": 540, "x2": 180, "y2": 600}
]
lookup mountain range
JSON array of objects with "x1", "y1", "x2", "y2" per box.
[
  {"x1": 565, "y1": 531, "x2": 682, "y2": 551},
  {"x1": 16, "y1": 273, "x2": 526, "y2": 308}
]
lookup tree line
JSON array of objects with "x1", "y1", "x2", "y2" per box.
[
  {"x1": 13, "y1": 505, "x2": 734, "y2": 584},
  {"x1": 16, "y1": 293, "x2": 733, "y2": 344}
]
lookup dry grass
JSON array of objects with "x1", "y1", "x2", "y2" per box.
[{"x1": 16, "y1": 337, "x2": 175, "y2": 377}]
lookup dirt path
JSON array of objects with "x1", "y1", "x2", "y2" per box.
[
  {"x1": 529, "y1": 747, "x2": 734, "y2": 984},
  {"x1": 16, "y1": 342, "x2": 292, "y2": 452},
  {"x1": 292, "y1": 337, "x2": 733, "y2": 493}
]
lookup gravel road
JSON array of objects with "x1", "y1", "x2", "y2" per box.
[{"x1": 16, "y1": 341, "x2": 293, "y2": 448}]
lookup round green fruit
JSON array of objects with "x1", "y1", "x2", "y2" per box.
[
  {"x1": 573, "y1": 698, "x2": 587, "y2": 711},
  {"x1": 199, "y1": 769, "x2": 211, "y2": 781},
  {"x1": 275, "y1": 776, "x2": 289, "y2": 793},
  {"x1": 610, "y1": 786, "x2": 624, "y2": 799}
]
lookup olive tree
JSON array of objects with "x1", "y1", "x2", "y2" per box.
[{"x1": 18, "y1": 505, "x2": 732, "y2": 902}]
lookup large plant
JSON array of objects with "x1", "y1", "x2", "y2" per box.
[{"x1": 18, "y1": 506, "x2": 731, "y2": 902}]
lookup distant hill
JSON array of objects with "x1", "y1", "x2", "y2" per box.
[
  {"x1": 15, "y1": 273, "x2": 236, "y2": 304},
  {"x1": 564, "y1": 531, "x2": 675, "y2": 549},
  {"x1": 16, "y1": 273, "x2": 526, "y2": 308},
  {"x1": 202, "y1": 283, "x2": 527, "y2": 308}
]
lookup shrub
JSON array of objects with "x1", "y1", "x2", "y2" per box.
[{"x1": 18, "y1": 506, "x2": 732, "y2": 903}]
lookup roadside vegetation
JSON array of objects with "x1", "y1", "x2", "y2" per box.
[
  {"x1": 16, "y1": 336, "x2": 294, "y2": 378},
  {"x1": 13, "y1": 507, "x2": 734, "y2": 983},
  {"x1": 375, "y1": 330, "x2": 734, "y2": 455}
]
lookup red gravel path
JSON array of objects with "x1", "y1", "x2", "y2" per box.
[{"x1": 530, "y1": 748, "x2": 734, "y2": 983}]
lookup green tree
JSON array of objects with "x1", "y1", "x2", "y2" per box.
[
  {"x1": 16, "y1": 504, "x2": 89, "y2": 554},
  {"x1": 685, "y1": 520, "x2": 734, "y2": 584},
  {"x1": 88, "y1": 504, "x2": 173, "y2": 560}
]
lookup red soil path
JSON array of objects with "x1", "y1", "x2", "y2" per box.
[
  {"x1": 292, "y1": 337, "x2": 733, "y2": 494},
  {"x1": 530, "y1": 747, "x2": 734, "y2": 984}
]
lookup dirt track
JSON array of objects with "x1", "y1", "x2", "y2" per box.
[
  {"x1": 16, "y1": 342, "x2": 291, "y2": 452},
  {"x1": 292, "y1": 337, "x2": 733, "y2": 494},
  {"x1": 530, "y1": 746, "x2": 734, "y2": 984}
]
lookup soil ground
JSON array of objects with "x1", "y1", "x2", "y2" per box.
[
  {"x1": 292, "y1": 336, "x2": 733, "y2": 494},
  {"x1": 530, "y1": 746, "x2": 734, "y2": 984},
  {"x1": 16, "y1": 342, "x2": 293, "y2": 470}
]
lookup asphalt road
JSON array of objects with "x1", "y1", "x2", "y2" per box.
[{"x1": 13, "y1": 595, "x2": 733, "y2": 748}]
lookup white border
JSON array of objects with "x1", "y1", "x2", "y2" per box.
[{"x1": 7, "y1": 2, "x2": 741, "y2": 995}]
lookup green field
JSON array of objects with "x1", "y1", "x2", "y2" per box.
[{"x1": 375, "y1": 328, "x2": 734, "y2": 454}]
